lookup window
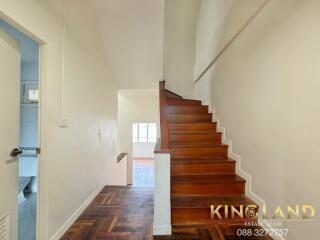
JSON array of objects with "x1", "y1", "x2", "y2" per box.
[
  {"x1": 28, "y1": 89, "x2": 39, "y2": 102},
  {"x1": 148, "y1": 123, "x2": 157, "y2": 142},
  {"x1": 133, "y1": 123, "x2": 138, "y2": 143},
  {"x1": 133, "y1": 123, "x2": 157, "y2": 143},
  {"x1": 22, "y1": 84, "x2": 39, "y2": 103}
]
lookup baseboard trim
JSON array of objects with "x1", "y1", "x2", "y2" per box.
[
  {"x1": 153, "y1": 224, "x2": 172, "y2": 236},
  {"x1": 203, "y1": 101, "x2": 288, "y2": 239},
  {"x1": 49, "y1": 184, "x2": 104, "y2": 240},
  {"x1": 203, "y1": 101, "x2": 265, "y2": 207}
]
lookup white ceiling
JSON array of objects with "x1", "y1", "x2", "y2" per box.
[{"x1": 93, "y1": 0, "x2": 165, "y2": 89}]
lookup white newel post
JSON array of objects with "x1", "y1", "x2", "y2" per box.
[{"x1": 153, "y1": 152, "x2": 171, "y2": 235}]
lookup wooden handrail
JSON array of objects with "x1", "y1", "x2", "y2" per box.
[
  {"x1": 158, "y1": 81, "x2": 170, "y2": 152},
  {"x1": 194, "y1": 0, "x2": 271, "y2": 83},
  {"x1": 117, "y1": 152, "x2": 128, "y2": 163}
]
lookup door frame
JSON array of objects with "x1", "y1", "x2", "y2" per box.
[{"x1": 0, "y1": 12, "x2": 47, "y2": 240}]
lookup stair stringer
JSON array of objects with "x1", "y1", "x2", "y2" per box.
[
  {"x1": 200, "y1": 101, "x2": 264, "y2": 206},
  {"x1": 203, "y1": 101, "x2": 284, "y2": 240}
]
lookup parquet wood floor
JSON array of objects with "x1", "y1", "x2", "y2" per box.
[{"x1": 62, "y1": 186, "x2": 271, "y2": 240}]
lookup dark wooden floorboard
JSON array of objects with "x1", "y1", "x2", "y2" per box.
[
  {"x1": 62, "y1": 186, "x2": 271, "y2": 240},
  {"x1": 61, "y1": 186, "x2": 154, "y2": 240}
]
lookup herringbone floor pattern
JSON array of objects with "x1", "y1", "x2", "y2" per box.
[
  {"x1": 61, "y1": 186, "x2": 154, "y2": 240},
  {"x1": 62, "y1": 186, "x2": 271, "y2": 240}
]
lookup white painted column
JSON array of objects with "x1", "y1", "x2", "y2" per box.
[{"x1": 153, "y1": 152, "x2": 171, "y2": 235}]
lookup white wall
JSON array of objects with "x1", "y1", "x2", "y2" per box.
[
  {"x1": 194, "y1": 0, "x2": 320, "y2": 238},
  {"x1": 132, "y1": 142, "x2": 155, "y2": 158},
  {"x1": 164, "y1": 0, "x2": 200, "y2": 98},
  {"x1": 194, "y1": 0, "x2": 233, "y2": 79},
  {"x1": 118, "y1": 90, "x2": 159, "y2": 184},
  {"x1": 92, "y1": 0, "x2": 165, "y2": 90},
  {"x1": 194, "y1": 0, "x2": 264, "y2": 80},
  {"x1": 0, "y1": 0, "x2": 119, "y2": 239}
]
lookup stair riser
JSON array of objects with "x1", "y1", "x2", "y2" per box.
[
  {"x1": 172, "y1": 208, "x2": 256, "y2": 225},
  {"x1": 167, "y1": 98, "x2": 202, "y2": 106},
  {"x1": 168, "y1": 114, "x2": 212, "y2": 123},
  {"x1": 169, "y1": 123, "x2": 216, "y2": 132},
  {"x1": 167, "y1": 106, "x2": 208, "y2": 114},
  {"x1": 169, "y1": 133, "x2": 222, "y2": 145},
  {"x1": 163, "y1": 88, "x2": 258, "y2": 230},
  {"x1": 170, "y1": 146, "x2": 228, "y2": 158},
  {"x1": 171, "y1": 182, "x2": 245, "y2": 196},
  {"x1": 171, "y1": 162, "x2": 235, "y2": 175}
]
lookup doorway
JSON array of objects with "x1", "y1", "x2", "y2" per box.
[
  {"x1": 0, "y1": 20, "x2": 40, "y2": 240},
  {"x1": 132, "y1": 123, "x2": 156, "y2": 187}
]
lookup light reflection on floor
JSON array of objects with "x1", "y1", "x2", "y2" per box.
[
  {"x1": 133, "y1": 158, "x2": 154, "y2": 187},
  {"x1": 19, "y1": 193, "x2": 36, "y2": 240}
]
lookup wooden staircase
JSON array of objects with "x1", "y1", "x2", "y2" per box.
[{"x1": 157, "y1": 81, "x2": 271, "y2": 239}]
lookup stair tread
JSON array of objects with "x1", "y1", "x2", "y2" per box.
[
  {"x1": 167, "y1": 114, "x2": 212, "y2": 123},
  {"x1": 171, "y1": 195, "x2": 256, "y2": 208},
  {"x1": 169, "y1": 122, "x2": 217, "y2": 132},
  {"x1": 172, "y1": 156, "x2": 226, "y2": 160},
  {"x1": 171, "y1": 158, "x2": 235, "y2": 164},
  {"x1": 168, "y1": 113, "x2": 212, "y2": 116},
  {"x1": 172, "y1": 174, "x2": 245, "y2": 183},
  {"x1": 161, "y1": 92, "x2": 267, "y2": 236},
  {"x1": 167, "y1": 106, "x2": 209, "y2": 113},
  {"x1": 167, "y1": 106, "x2": 208, "y2": 109},
  {"x1": 170, "y1": 142, "x2": 224, "y2": 147},
  {"x1": 170, "y1": 144, "x2": 228, "y2": 148},
  {"x1": 169, "y1": 122, "x2": 216, "y2": 124},
  {"x1": 168, "y1": 120, "x2": 212, "y2": 123},
  {"x1": 169, "y1": 131, "x2": 221, "y2": 135},
  {"x1": 169, "y1": 130, "x2": 217, "y2": 134},
  {"x1": 167, "y1": 97, "x2": 201, "y2": 101},
  {"x1": 167, "y1": 97, "x2": 201, "y2": 103},
  {"x1": 167, "y1": 105, "x2": 207, "y2": 108},
  {"x1": 169, "y1": 122, "x2": 217, "y2": 126}
]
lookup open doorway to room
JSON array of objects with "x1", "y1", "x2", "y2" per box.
[
  {"x1": 0, "y1": 20, "x2": 40, "y2": 240},
  {"x1": 132, "y1": 123, "x2": 156, "y2": 187},
  {"x1": 117, "y1": 89, "x2": 159, "y2": 187}
]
